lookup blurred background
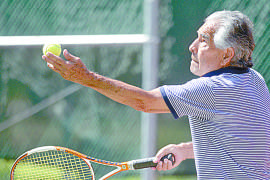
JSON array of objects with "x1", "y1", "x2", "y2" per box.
[{"x1": 0, "y1": 0, "x2": 269, "y2": 179}]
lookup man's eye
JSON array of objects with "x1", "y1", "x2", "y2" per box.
[{"x1": 200, "y1": 38, "x2": 207, "y2": 43}]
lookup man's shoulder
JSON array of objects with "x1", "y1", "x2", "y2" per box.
[
  {"x1": 249, "y1": 68, "x2": 265, "y2": 79},
  {"x1": 175, "y1": 77, "x2": 215, "y2": 93}
]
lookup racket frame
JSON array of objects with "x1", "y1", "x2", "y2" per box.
[{"x1": 10, "y1": 146, "x2": 156, "y2": 180}]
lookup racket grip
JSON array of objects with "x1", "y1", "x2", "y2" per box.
[{"x1": 132, "y1": 153, "x2": 175, "y2": 170}]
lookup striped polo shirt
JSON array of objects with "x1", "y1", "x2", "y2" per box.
[{"x1": 160, "y1": 67, "x2": 270, "y2": 180}]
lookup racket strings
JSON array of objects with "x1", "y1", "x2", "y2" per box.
[{"x1": 13, "y1": 150, "x2": 93, "y2": 180}]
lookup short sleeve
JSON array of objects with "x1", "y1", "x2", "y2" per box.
[{"x1": 160, "y1": 78, "x2": 216, "y2": 120}]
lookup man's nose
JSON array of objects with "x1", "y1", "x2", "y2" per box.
[{"x1": 189, "y1": 39, "x2": 198, "y2": 54}]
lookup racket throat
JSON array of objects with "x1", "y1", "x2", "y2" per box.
[{"x1": 99, "y1": 167, "x2": 122, "y2": 180}]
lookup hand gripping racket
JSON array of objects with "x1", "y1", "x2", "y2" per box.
[{"x1": 10, "y1": 146, "x2": 175, "y2": 180}]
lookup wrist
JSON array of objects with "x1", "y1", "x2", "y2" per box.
[
  {"x1": 80, "y1": 70, "x2": 101, "y2": 87},
  {"x1": 177, "y1": 142, "x2": 194, "y2": 160}
]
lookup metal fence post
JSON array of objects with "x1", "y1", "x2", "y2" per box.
[{"x1": 141, "y1": 0, "x2": 159, "y2": 179}]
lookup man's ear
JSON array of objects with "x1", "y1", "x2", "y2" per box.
[{"x1": 222, "y1": 47, "x2": 234, "y2": 66}]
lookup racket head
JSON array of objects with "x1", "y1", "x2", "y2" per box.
[{"x1": 10, "y1": 146, "x2": 95, "y2": 180}]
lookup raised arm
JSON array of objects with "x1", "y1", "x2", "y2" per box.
[{"x1": 42, "y1": 49, "x2": 170, "y2": 113}]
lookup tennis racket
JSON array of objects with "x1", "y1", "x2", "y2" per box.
[{"x1": 10, "y1": 146, "x2": 175, "y2": 180}]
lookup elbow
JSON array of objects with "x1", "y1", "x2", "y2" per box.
[
  {"x1": 132, "y1": 99, "x2": 152, "y2": 113},
  {"x1": 135, "y1": 107, "x2": 150, "y2": 113}
]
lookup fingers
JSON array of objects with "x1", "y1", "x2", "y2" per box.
[
  {"x1": 42, "y1": 49, "x2": 82, "y2": 72},
  {"x1": 47, "y1": 62, "x2": 60, "y2": 73},
  {"x1": 154, "y1": 149, "x2": 173, "y2": 165},
  {"x1": 155, "y1": 158, "x2": 174, "y2": 171},
  {"x1": 47, "y1": 62, "x2": 54, "y2": 69},
  {"x1": 152, "y1": 144, "x2": 181, "y2": 172},
  {"x1": 42, "y1": 49, "x2": 89, "y2": 83},
  {"x1": 155, "y1": 152, "x2": 166, "y2": 163},
  {"x1": 42, "y1": 52, "x2": 65, "y2": 70},
  {"x1": 42, "y1": 49, "x2": 78, "y2": 66},
  {"x1": 63, "y1": 49, "x2": 80, "y2": 63},
  {"x1": 153, "y1": 152, "x2": 175, "y2": 171}
]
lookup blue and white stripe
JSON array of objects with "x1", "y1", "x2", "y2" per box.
[{"x1": 160, "y1": 67, "x2": 270, "y2": 179}]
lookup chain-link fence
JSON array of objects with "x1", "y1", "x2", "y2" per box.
[
  {"x1": 0, "y1": 0, "x2": 269, "y2": 179},
  {"x1": 0, "y1": 0, "x2": 178, "y2": 179}
]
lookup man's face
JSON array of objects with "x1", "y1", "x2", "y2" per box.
[{"x1": 189, "y1": 21, "x2": 225, "y2": 76}]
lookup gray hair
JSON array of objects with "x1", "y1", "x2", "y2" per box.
[{"x1": 205, "y1": 11, "x2": 255, "y2": 68}]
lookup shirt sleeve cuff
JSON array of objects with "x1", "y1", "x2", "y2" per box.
[{"x1": 160, "y1": 87, "x2": 179, "y2": 119}]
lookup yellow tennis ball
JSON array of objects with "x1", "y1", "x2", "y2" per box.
[{"x1": 43, "y1": 44, "x2": 61, "y2": 56}]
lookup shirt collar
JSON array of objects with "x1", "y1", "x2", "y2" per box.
[{"x1": 202, "y1": 66, "x2": 250, "y2": 77}]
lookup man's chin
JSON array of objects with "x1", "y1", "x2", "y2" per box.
[
  {"x1": 190, "y1": 63, "x2": 201, "y2": 76},
  {"x1": 190, "y1": 67, "x2": 201, "y2": 76}
]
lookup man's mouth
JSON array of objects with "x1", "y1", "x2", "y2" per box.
[{"x1": 191, "y1": 55, "x2": 199, "y2": 63}]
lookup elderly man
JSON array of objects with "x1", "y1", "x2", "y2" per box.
[{"x1": 42, "y1": 11, "x2": 270, "y2": 179}]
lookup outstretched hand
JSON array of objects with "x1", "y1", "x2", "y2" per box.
[{"x1": 42, "y1": 49, "x2": 90, "y2": 84}]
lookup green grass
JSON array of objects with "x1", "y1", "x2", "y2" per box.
[
  {"x1": 2, "y1": 158, "x2": 93, "y2": 179},
  {"x1": 0, "y1": 159, "x2": 14, "y2": 179},
  {"x1": 13, "y1": 163, "x2": 65, "y2": 179},
  {"x1": 111, "y1": 175, "x2": 197, "y2": 180},
  {"x1": 1, "y1": 158, "x2": 196, "y2": 180}
]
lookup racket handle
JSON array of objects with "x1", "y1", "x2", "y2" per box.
[{"x1": 132, "y1": 153, "x2": 175, "y2": 170}]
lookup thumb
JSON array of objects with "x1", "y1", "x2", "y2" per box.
[
  {"x1": 63, "y1": 49, "x2": 78, "y2": 62},
  {"x1": 155, "y1": 152, "x2": 166, "y2": 163}
]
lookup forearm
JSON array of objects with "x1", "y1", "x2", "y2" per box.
[
  {"x1": 77, "y1": 70, "x2": 168, "y2": 113},
  {"x1": 85, "y1": 71, "x2": 150, "y2": 111}
]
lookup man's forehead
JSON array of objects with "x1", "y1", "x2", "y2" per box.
[{"x1": 197, "y1": 21, "x2": 218, "y2": 37}]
